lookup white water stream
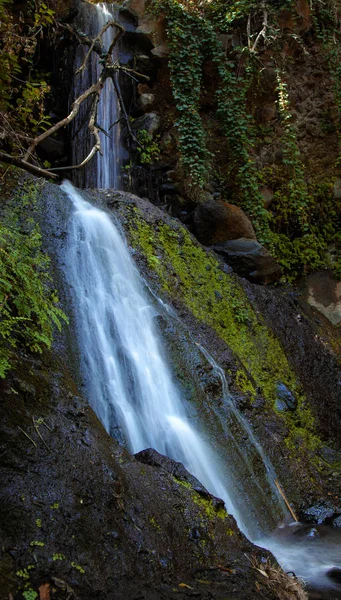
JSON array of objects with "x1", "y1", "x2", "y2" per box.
[{"x1": 61, "y1": 179, "x2": 244, "y2": 532}]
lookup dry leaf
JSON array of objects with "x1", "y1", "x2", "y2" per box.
[
  {"x1": 256, "y1": 568, "x2": 269, "y2": 578},
  {"x1": 179, "y1": 583, "x2": 193, "y2": 589}
]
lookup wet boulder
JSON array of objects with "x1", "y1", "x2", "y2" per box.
[
  {"x1": 211, "y1": 238, "x2": 282, "y2": 285},
  {"x1": 301, "y1": 501, "x2": 341, "y2": 525},
  {"x1": 193, "y1": 199, "x2": 256, "y2": 245},
  {"x1": 135, "y1": 447, "x2": 223, "y2": 505},
  {"x1": 275, "y1": 383, "x2": 297, "y2": 412}
]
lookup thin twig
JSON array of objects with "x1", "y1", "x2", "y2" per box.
[
  {"x1": 109, "y1": 116, "x2": 124, "y2": 130},
  {"x1": 18, "y1": 426, "x2": 37, "y2": 448},
  {"x1": 274, "y1": 479, "x2": 299, "y2": 522},
  {"x1": 33, "y1": 417, "x2": 51, "y2": 452},
  {"x1": 250, "y1": 5, "x2": 268, "y2": 54}
]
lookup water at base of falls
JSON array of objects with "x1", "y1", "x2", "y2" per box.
[{"x1": 60, "y1": 181, "x2": 341, "y2": 596}]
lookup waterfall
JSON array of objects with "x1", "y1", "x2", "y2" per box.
[
  {"x1": 60, "y1": 179, "x2": 248, "y2": 534},
  {"x1": 71, "y1": 2, "x2": 123, "y2": 189}
]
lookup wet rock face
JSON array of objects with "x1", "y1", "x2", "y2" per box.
[
  {"x1": 0, "y1": 351, "x2": 299, "y2": 600},
  {"x1": 193, "y1": 199, "x2": 256, "y2": 245}
]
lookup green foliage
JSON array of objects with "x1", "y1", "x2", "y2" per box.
[
  {"x1": 23, "y1": 590, "x2": 38, "y2": 600},
  {"x1": 30, "y1": 540, "x2": 45, "y2": 547},
  {"x1": 71, "y1": 562, "x2": 85, "y2": 574},
  {"x1": 151, "y1": 0, "x2": 211, "y2": 193},
  {"x1": 0, "y1": 179, "x2": 68, "y2": 378},
  {"x1": 136, "y1": 129, "x2": 160, "y2": 164},
  {"x1": 149, "y1": 0, "x2": 341, "y2": 277},
  {"x1": 0, "y1": 0, "x2": 55, "y2": 144},
  {"x1": 274, "y1": 70, "x2": 310, "y2": 233},
  {"x1": 150, "y1": 0, "x2": 271, "y2": 239},
  {"x1": 34, "y1": 2, "x2": 55, "y2": 26},
  {"x1": 16, "y1": 79, "x2": 52, "y2": 133}
]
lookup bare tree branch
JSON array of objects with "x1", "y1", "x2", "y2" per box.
[
  {"x1": 24, "y1": 80, "x2": 103, "y2": 161},
  {"x1": 3, "y1": 16, "x2": 150, "y2": 179},
  {"x1": 0, "y1": 150, "x2": 58, "y2": 179},
  {"x1": 247, "y1": 13, "x2": 252, "y2": 51},
  {"x1": 250, "y1": 6, "x2": 268, "y2": 54}
]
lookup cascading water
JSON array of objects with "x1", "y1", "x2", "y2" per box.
[{"x1": 61, "y1": 179, "x2": 246, "y2": 533}]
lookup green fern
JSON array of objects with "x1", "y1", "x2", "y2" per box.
[{"x1": 0, "y1": 182, "x2": 68, "y2": 377}]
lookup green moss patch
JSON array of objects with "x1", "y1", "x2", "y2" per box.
[{"x1": 127, "y1": 207, "x2": 321, "y2": 454}]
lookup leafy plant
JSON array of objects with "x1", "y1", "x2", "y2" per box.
[
  {"x1": 0, "y1": 180, "x2": 68, "y2": 378},
  {"x1": 136, "y1": 129, "x2": 160, "y2": 164}
]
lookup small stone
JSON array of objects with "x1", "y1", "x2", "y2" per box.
[
  {"x1": 139, "y1": 93, "x2": 155, "y2": 111},
  {"x1": 327, "y1": 568, "x2": 341, "y2": 583},
  {"x1": 151, "y1": 43, "x2": 170, "y2": 58},
  {"x1": 333, "y1": 515, "x2": 341, "y2": 527}
]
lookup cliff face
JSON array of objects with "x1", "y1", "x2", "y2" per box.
[{"x1": 109, "y1": 0, "x2": 341, "y2": 284}]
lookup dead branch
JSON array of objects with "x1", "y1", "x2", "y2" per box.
[
  {"x1": 24, "y1": 80, "x2": 103, "y2": 161},
  {"x1": 111, "y1": 75, "x2": 142, "y2": 148},
  {"x1": 72, "y1": 19, "x2": 124, "y2": 74},
  {"x1": 118, "y1": 64, "x2": 150, "y2": 82},
  {"x1": 250, "y1": 5, "x2": 268, "y2": 54},
  {"x1": 247, "y1": 13, "x2": 252, "y2": 50},
  {"x1": 274, "y1": 479, "x2": 299, "y2": 522},
  {"x1": 0, "y1": 150, "x2": 58, "y2": 179},
  {"x1": 3, "y1": 16, "x2": 148, "y2": 179}
]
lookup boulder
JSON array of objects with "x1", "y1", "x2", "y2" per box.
[
  {"x1": 139, "y1": 92, "x2": 155, "y2": 111},
  {"x1": 275, "y1": 383, "x2": 297, "y2": 412},
  {"x1": 302, "y1": 501, "x2": 340, "y2": 525},
  {"x1": 194, "y1": 199, "x2": 256, "y2": 245},
  {"x1": 119, "y1": 0, "x2": 145, "y2": 18},
  {"x1": 131, "y1": 112, "x2": 160, "y2": 135},
  {"x1": 211, "y1": 238, "x2": 282, "y2": 284}
]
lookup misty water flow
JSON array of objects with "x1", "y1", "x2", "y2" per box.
[{"x1": 61, "y1": 179, "x2": 247, "y2": 532}]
